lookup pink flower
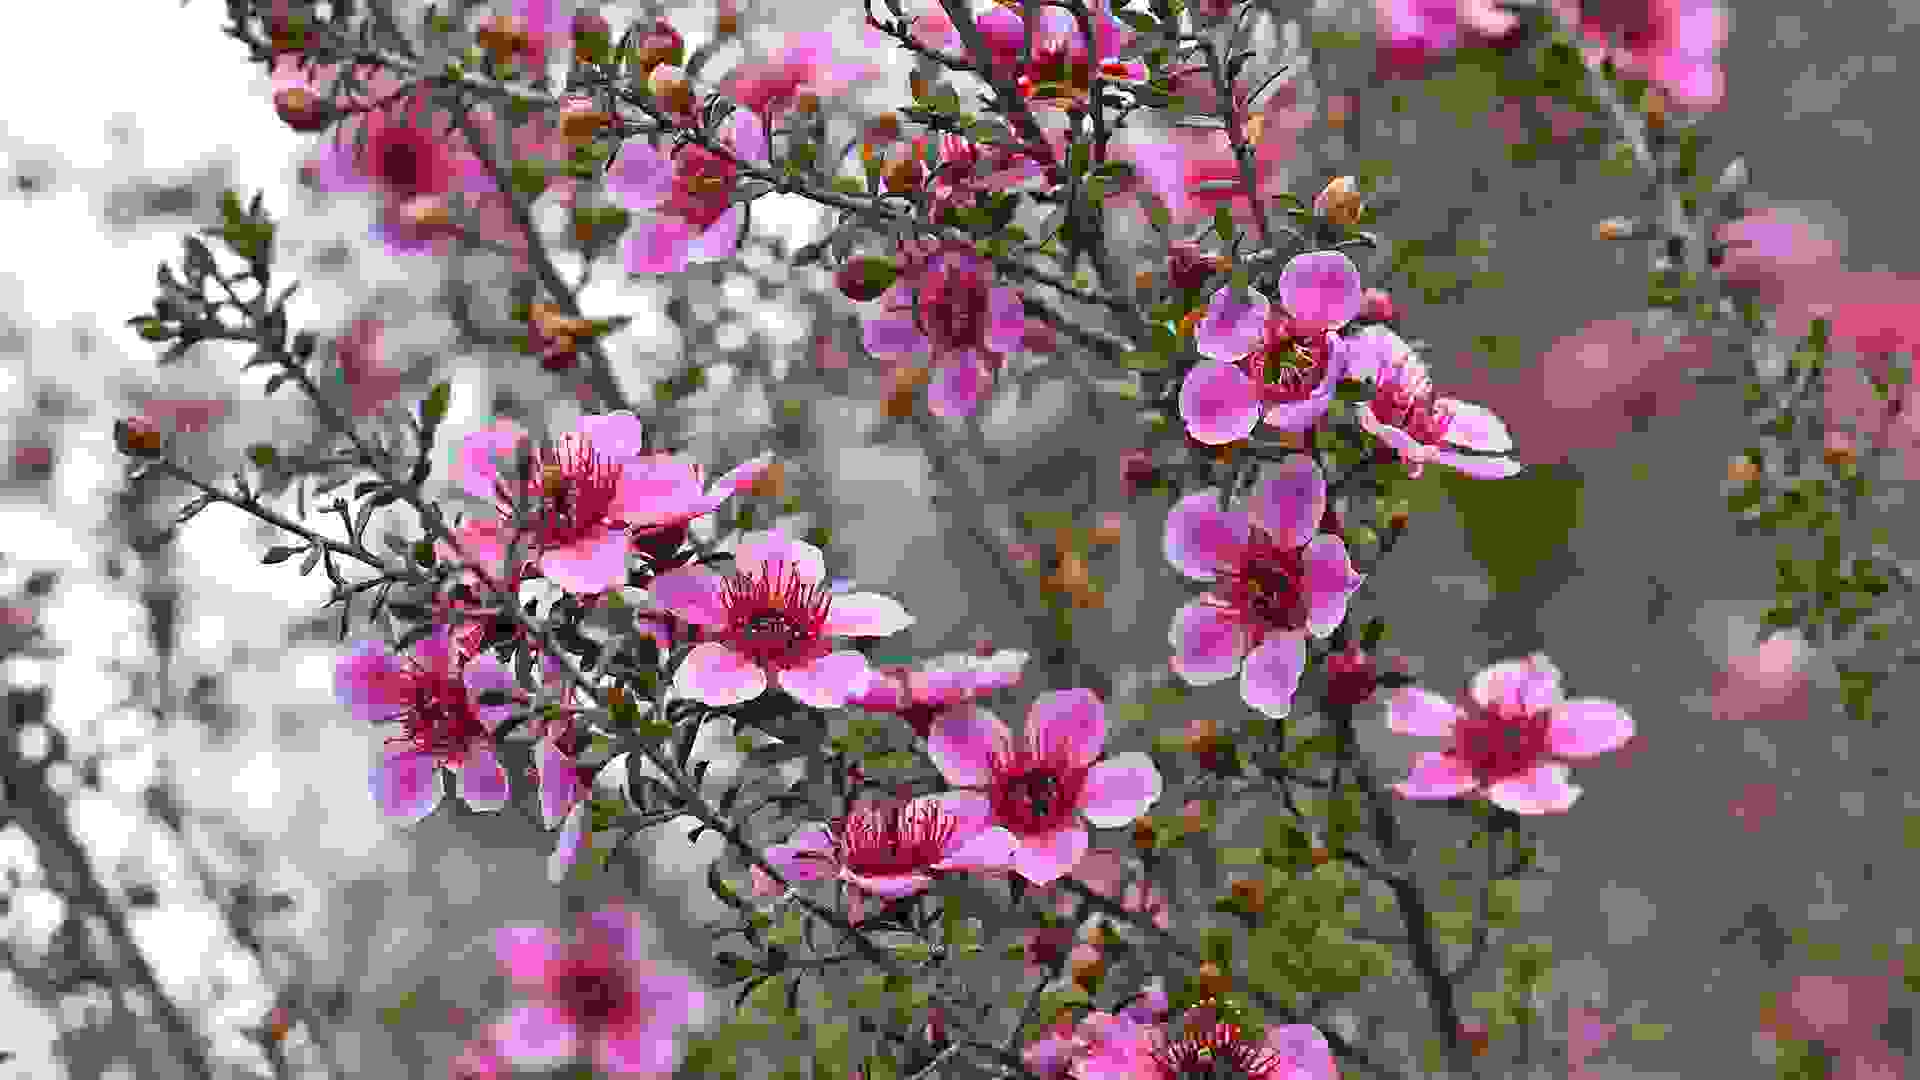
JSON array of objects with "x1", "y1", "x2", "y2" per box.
[
  {"x1": 967, "y1": 0, "x2": 1148, "y2": 110},
  {"x1": 862, "y1": 244, "x2": 1028, "y2": 419},
  {"x1": 139, "y1": 397, "x2": 229, "y2": 435},
  {"x1": 622, "y1": 451, "x2": 774, "y2": 547},
  {"x1": 1374, "y1": 0, "x2": 1520, "y2": 79},
  {"x1": 1340, "y1": 325, "x2": 1520, "y2": 478},
  {"x1": 1711, "y1": 631, "x2": 1813, "y2": 723},
  {"x1": 763, "y1": 793, "x2": 1017, "y2": 919},
  {"x1": 1388, "y1": 654, "x2": 1634, "y2": 814},
  {"x1": 444, "y1": 412, "x2": 650, "y2": 595},
  {"x1": 927, "y1": 689, "x2": 1163, "y2": 885},
  {"x1": 1105, "y1": 1020, "x2": 1338, "y2": 1080},
  {"x1": 1162, "y1": 455, "x2": 1366, "y2": 717},
  {"x1": 1565, "y1": 1004, "x2": 1618, "y2": 1079},
  {"x1": 1182, "y1": 251, "x2": 1363, "y2": 444},
  {"x1": 649, "y1": 529, "x2": 912, "y2": 707},
  {"x1": 1771, "y1": 966, "x2": 1909, "y2": 1080},
  {"x1": 1716, "y1": 205, "x2": 1846, "y2": 307},
  {"x1": 849, "y1": 647, "x2": 1031, "y2": 736},
  {"x1": 1552, "y1": 0, "x2": 1726, "y2": 109},
  {"x1": 448, "y1": 1024, "x2": 511, "y2": 1079},
  {"x1": 492, "y1": 904, "x2": 702, "y2": 1076},
  {"x1": 721, "y1": 32, "x2": 880, "y2": 124},
  {"x1": 334, "y1": 625, "x2": 516, "y2": 822},
  {"x1": 1120, "y1": 93, "x2": 1315, "y2": 230},
  {"x1": 607, "y1": 109, "x2": 770, "y2": 275},
  {"x1": 332, "y1": 317, "x2": 406, "y2": 417}
]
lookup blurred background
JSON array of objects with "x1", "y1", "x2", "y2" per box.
[{"x1": 0, "y1": 0, "x2": 1915, "y2": 1076}]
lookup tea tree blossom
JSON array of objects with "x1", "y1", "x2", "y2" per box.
[
  {"x1": 1182, "y1": 251, "x2": 1363, "y2": 444},
  {"x1": 1553, "y1": 0, "x2": 1727, "y2": 109},
  {"x1": 1163, "y1": 455, "x2": 1365, "y2": 717},
  {"x1": 763, "y1": 792, "x2": 1017, "y2": 921},
  {"x1": 606, "y1": 108, "x2": 769, "y2": 275},
  {"x1": 860, "y1": 243, "x2": 1028, "y2": 419},
  {"x1": 648, "y1": 529, "x2": 912, "y2": 707},
  {"x1": 1338, "y1": 325, "x2": 1521, "y2": 479},
  {"x1": 1388, "y1": 653, "x2": 1634, "y2": 814},
  {"x1": 928, "y1": 689, "x2": 1162, "y2": 885},
  {"x1": 850, "y1": 646, "x2": 1031, "y2": 736},
  {"x1": 719, "y1": 31, "x2": 880, "y2": 124},
  {"x1": 1087, "y1": 1019, "x2": 1339, "y2": 1080},
  {"x1": 335, "y1": 626, "x2": 515, "y2": 822},
  {"x1": 492, "y1": 904, "x2": 702, "y2": 1076},
  {"x1": 445, "y1": 411, "x2": 650, "y2": 594}
]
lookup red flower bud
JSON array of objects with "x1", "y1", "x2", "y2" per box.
[
  {"x1": 1361, "y1": 288, "x2": 1397, "y2": 323},
  {"x1": 1323, "y1": 645, "x2": 1379, "y2": 707},
  {"x1": 1318, "y1": 505, "x2": 1343, "y2": 539},
  {"x1": 115, "y1": 416, "x2": 164, "y2": 458},
  {"x1": 1167, "y1": 241, "x2": 1225, "y2": 293},
  {"x1": 835, "y1": 255, "x2": 899, "y2": 302},
  {"x1": 273, "y1": 86, "x2": 333, "y2": 133},
  {"x1": 1119, "y1": 448, "x2": 1157, "y2": 498}
]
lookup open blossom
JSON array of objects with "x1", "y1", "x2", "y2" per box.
[
  {"x1": 1374, "y1": 0, "x2": 1521, "y2": 79},
  {"x1": 444, "y1": 412, "x2": 650, "y2": 594},
  {"x1": 1120, "y1": 90, "x2": 1315, "y2": 230},
  {"x1": 1552, "y1": 0, "x2": 1726, "y2": 109},
  {"x1": 622, "y1": 450, "x2": 775, "y2": 570},
  {"x1": 1388, "y1": 653, "x2": 1634, "y2": 814},
  {"x1": 721, "y1": 32, "x2": 880, "y2": 123},
  {"x1": 335, "y1": 626, "x2": 515, "y2": 823},
  {"x1": 1766, "y1": 965, "x2": 1909, "y2": 1080},
  {"x1": 1339, "y1": 325, "x2": 1521, "y2": 479},
  {"x1": 1182, "y1": 251, "x2": 1363, "y2": 444},
  {"x1": 850, "y1": 647, "x2": 1030, "y2": 736},
  {"x1": 648, "y1": 529, "x2": 912, "y2": 708},
  {"x1": 606, "y1": 108, "x2": 769, "y2": 275},
  {"x1": 1163, "y1": 455, "x2": 1366, "y2": 717},
  {"x1": 764, "y1": 793, "x2": 1017, "y2": 920},
  {"x1": 862, "y1": 243, "x2": 1028, "y2": 418},
  {"x1": 1085, "y1": 1019, "x2": 1339, "y2": 1080},
  {"x1": 492, "y1": 904, "x2": 702, "y2": 1075},
  {"x1": 928, "y1": 689, "x2": 1162, "y2": 885}
]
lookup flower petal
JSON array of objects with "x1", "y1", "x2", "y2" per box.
[
  {"x1": 335, "y1": 639, "x2": 412, "y2": 724},
  {"x1": 1470, "y1": 654, "x2": 1563, "y2": 711},
  {"x1": 1263, "y1": 1025, "x2": 1338, "y2": 1080},
  {"x1": 372, "y1": 750, "x2": 442, "y2": 823},
  {"x1": 1432, "y1": 449, "x2": 1525, "y2": 479},
  {"x1": 1486, "y1": 761, "x2": 1582, "y2": 814},
  {"x1": 1302, "y1": 535, "x2": 1365, "y2": 637},
  {"x1": 538, "y1": 737, "x2": 584, "y2": 829},
  {"x1": 1026, "y1": 688, "x2": 1107, "y2": 767},
  {"x1": 765, "y1": 824, "x2": 838, "y2": 882},
  {"x1": 673, "y1": 642, "x2": 768, "y2": 707},
  {"x1": 1278, "y1": 250, "x2": 1362, "y2": 329},
  {"x1": 1169, "y1": 599, "x2": 1246, "y2": 685},
  {"x1": 607, "y1": 139, "x2": 674, "y2": 210},
  {"x1": 623, "y1": 215, "x2": 693, "y2": 275},
  {"x1": 1250, "y1": 455, "x2": 1325, "y2": 549},
  {"x1": 1241, "y1": 631, "x2": 1307, "y2": 717},
  {"x1": 822, "y1": 592, "x2": 915, "y2": 637},
  {"x1": 1438, "y1": 398, "x2": 1513, "y2": 452},
  {"x1": 648, "y1": 566, "x2": 728, "y2": 627},
  {"x1": 776, "y1": 650, "x2": 871, "y2": 708},
  {"x1": 1387, "y1": 688, "x2": 1461, "y2": 737},
  {"x1": 1179, "y1": 361, "x2": 1260, "y2": 445},
  {"x1": 1394, "y1": 752, "x2": 1478, "y2": 800},
  {"x1": 986, "y1": 287, "x2": 1027, "y2": 354},
  {"x1": 540, "y1": 529, "x2": 631, "y2": 594},
  {"x1": 736, "y1": 530, "x2": 826, "y2": 584},
  {"x1": 929, "y1": 352, "x2": 988, "y2": 418},
  {"x1": 1549, "y1": 698, "x2": 1634, "y2": 758},
  {"x1": 1196, "y1": 286, "x2": 1271, "y2": 362},
  {"x1": 935, "y1": 824, "x2": 1018, "y2": 872},
  {"x1": 928, "y1": 705, "x2": 1010, "y2": 787},
  {"x1": 1079, "y1": 752, "x2": 1162, "y2": 827},
  {"x1": 686, "y1": 205, "x2": 743, "y2": 264},
  {"x1": 456, "y1": 744, "x2": 510, "y2": 812},
  {"x1": 496, "y1": 1003, "x2": 581, "y2": 1068},
  {"x1": 494, "y1": 925, "x2": 566, "y2": 989},
  {"x1": 547, "y1": 802, "x2": 589, "y2": 884},
  {"x1": 1009, "y1": 825, "x2": 1089, "y2": 886},
  {"x1": 1163, "y1": 489, "x2": 1249, "y2": 581},
  {"x1": 456, "y1": 421, "x2": 530, "y2": 500},
  {"x1": 576, "y1": 411, "x2": 646, "y2": 461}
]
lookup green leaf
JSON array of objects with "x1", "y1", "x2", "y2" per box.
[
  {"x1": 1121, "y1": 349, "x2": 1169, "y2": 371},
  {"x1": 422, "y1": 381, "x2": 451, "y2": 427},
  {"x1": 1441, "y1": 463, "x2": 1581, "y2": 595},
  {"x1": 1214, "y1": 205, "x2": 1235, "y2": 246}
]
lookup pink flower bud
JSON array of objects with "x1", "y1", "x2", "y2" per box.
[
  {"x1": 1314, "y1": 175, "x2": 1364, "y2": 226},
  {"x1": 835, "y1": 255, "x2": 899, "y2": 302},
  {"x1": 1361, "y1": 287, "x2": 1398, "y2": 323},
  {"x1": 273, "y1": 86, "x2": 332, "y2": 132},
  {"x1": 1167, "y1": 241, "x2": 1225, "y2": 293},
  {"x1": 634, "y1": 17, "x2": 686, "y2": 77},
  {"x1": 648, "y1": 64, "x2": 695, "y2": 118},
  {"x1": 1323, "y1": 645, "x2": 1378, "y2": 707},
  {"x1": 1120, "y1": 448, "x2": 1156, "y2": 497}
]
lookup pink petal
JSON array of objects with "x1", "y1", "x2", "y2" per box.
[
  {"x1": 624, "y1": 216, "x2": 693, "y2": 275},
  {"x1": 1241, "y1": 631, "x2": 1307, "y2": 717},
  {"x1": 457, "y1": 745, "x2": 510, "y2": 812},
  {"x1": 1009, "y1": 824, "x2": 1089, "y2": 886},
  {"x1": 735, "y1": 530, "x2": 826, "y2": 584},
  {"x1": 725, "y1": 107, "x2": 770, "y2": 166},
  {"x1": 1196, "y1": 286, "x2": 1271, "y2": 362},
  {"x1": 372, "y1": 750, "x2": 443, "y2": 823},
  {"x1": 595, "y1": 1025, "x2": 682, "y2": 1077},
  {"x1": 576, "y1": 411, "x2": 646, "y2": 461},
  {"x1": 1334, "y1": 325, "x2": 1407, "y2": 383},
  {"x1": 928, "y1": 705, "x2": 1010, "y2": 786},
  {"x1": 547, "y1": 802, "x2": 588, "y2": 884},
  {"x1": 1550, "y1": 699, "x2": 1634, "y2": 758},
  {"x1": 1179, "y1": 360, "x2": 1260, "y2": 445},
  {"x1": 776, "y1": 650, "x2": 871, "y2": 708},
  {"x1": 1250, "y1": 455, "x2": 1325, "y2": 549},
  {"x1": 649, "y1": 567, "x2": 728, "y2": 627},
  {"x1": 1438, "y1": 399, "x2": 1512, "y2": 452},
  {"x1": 1079, "y1": 752, "x2": 1162, "y2": 827},
  {"x1": 843, "y1": 868, "x2": 937, "y2": 900},
  {"x1": 673, "y1": 643, "x2": 768, "y2": 706},
  {"x1": 822, "y1": 592, "x2": 915, "y2": 637},
  {"x1": 1162, "y1": 489, "x2": 1248, "y2": 581},
  {"x1": 539, "y1": 529, "x2": 630, "y2": 594},
  {"x1": 1278, "y1": 250, "x2": 1362, "y2": 329},
  {"x1": 686, "y1": 205, "x2": 743, "y2": 264},
  {"x1": 1387, "y1": 688, "x2": 1461, "y2": 737},
  {"x1": 862, "y1": 310, "x2": 930, "y2": 358},
  {"x1": 708, "y1": 452, "x2": 776, "y2": 499},
  {"x1": 582, "y1": 903, "x2": 652, "y2": 957},
  {"x1": 764, "y1": 824, "x2": 838, "y2": 882},
  {"x1": 929, "y1": 352, "x2": 988, "y2": 418},
  {"x1": 930, "y1": 790, "x2": 995, "y2": 835},
  {"x1": 1026, "y1": 688, "x2": 1107, "y2": 767},
  {"x1": 607, "y1": 139, "x2": 674, "y2": 209},
  {"x1": 496, "y1": 1003, "x2": 581, "y2": 1067},
  {"x1": 335, "y1": 640, "x2": 412, "y2": 724},
  {"x1": 1395, "y1": 752, "x2": 1478, "y2": 800},
  {"x1": 936, "y1": 824, "x2": 1019, "y2": 871},
  {"x1": 1485, "y1": 762, "x2": 1581, "y2": 814},
  {"x1": 456, "y1": 421, "x2": 530, "y2": 500},
  {"x1": 538, "y1": 738, "x2": 584, "y2": 829},
  {"x1": 986, "y1": 287, "x2": 1027, "y2": 353},
  {"x1": 1263, "y1": 1025, "x2": 1337, "y2": 1080},
  {"x1": 494, "y1": 925, "x2": 566, "y2": 989},
  {"x1": 1470, "y1": 654, "x2": 1563, "y2": 711},
  {"x1": 1302, "y1": 535, "x2": 1365, "y2": 637},
  {"x1": 1433, "y1": 449, "x2": 1525, "y2": 479},
  {"x1": 1168, "y1": 599, "x2": 1246, "y2": 685}
]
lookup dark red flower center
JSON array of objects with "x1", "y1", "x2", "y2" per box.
[
  {"x1": 1451, "y1": 697, "x2": 1553, "y2": 783},
  {"x1": 1368, "y1": 373, "x2": 1454, "y2": 446},
  {"x1": 1215, "y1": 533, "x2": 1311, "y2": 636},
  {"x1": 496, "y1": 435, "x2": 625, "y2": 553},
  {"x1": 721, "y1": 561, "x2": 834, "y2": 671},
  {"x1": 916, "y1": 261, "x2": 992, "y2": 352},
  {"x1": 1151, "y1": 1024, "x2": 1286, "y2": 1080},
  {"x1": 837, "y1": 800, "x2": 961, "y2": 878},
  {"x1": 987, "y1": 746, "x2": 1088, "y2": 836},
  {"x1": 1247, "y1": 324, "x2": 1330, "y2": 406},
  {"x1": 665, "y1": 145, "x2": 738, "y2": 231},
  {"x1": 389, "y1": 668, "x2": 489, "y2": 765},
  {"x1": 547, "y1": 950, "x2": 638, "y2": 1029}
]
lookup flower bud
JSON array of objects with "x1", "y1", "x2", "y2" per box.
[
  {"x1": 795, "y1": 90, "x2": 822, "y2": 114},
  {"x1": 634, "y1": 17, "x2": 686, "y2": 77},
  {"x1": 558, "y1": 96, "x2": 611, "y2": 148},
  {"x1": 1387, "y1": 508, "x2": 1410, "y2": 532},
  {"x1": 1196, "y1": 960, "x2": 1232, "y2": 998},
  {"x1": 1310, "y1": 846, "x2": 1331, "y2": 865},
  {"x1": 1459, "y1": 1020, "x2": 1491, "y2": 1057},
  {"x1": 1823, "y1": 431, "x2": 1857, "y2": 469},
  {"x1": 115, "y1": 416, "x2": 164, "y2": 458},
  {"x1": 971, "y1": 629, "x2": 995, "y2": 656},
  {"x1": 1323, "y1": 644, "x2": 1379, "y2": 706},
  {"x1": 274, "y1": 86, "x2": 333, "y2": 133},
  {"x1": 834, "y1": 255, "x2": 899, "y2": 302},
  {"x1": 1178, "y1": 308, "x2": 1205, "y2": 339},
  {"x1": 1315, "y1": 175, "x2": 1364, "y2": 226},
  {"x1": 477, "y1": 14, "x2": 530, "y2": 67},
  {"x1": 749, "y1": 459, "x2": 787, "y2": 499},
  {"x1": 882, "y1": 149, "x2": 925, "y2": 194},
  {"x1": 1726, "y1": 455, "x2": 1760, "y2": 485},
  {"x1": 1642, "y1": 87, "x2": 1667, "y2": 131},
  {"x1": 571, "y1": 9, "x2": 612, "y2": 64},
  {"x1": 397, "y1": 194, "x2": 453, "y2": 232},
  {"x1": 1594, "y1": 217, "x2": 1636, "y2": 241},
  {"x1": 1166, "y1": 242, "x2": 1224, "y2": 292},
  {"x1": 1133, "y1": 817, "x2": 1156, "y2": 851},
  {"x1": 1069, "y1": 942, "x2": 1104, "y2": 992},
  {"x1": 647, "y1": 64, "x2": 695, "y2": 117},
  {"x1": 1089, "y1": 512, "x2": 1124, "y2": 549},
  {"x1": 1120, "y1": 448, "x2": 1156, "y2": 498},
  {"x1": 882, "y1": 365, "x2": 931, "y2": 418},
  {"x1": 1229, "y1": 878, "x2": 1266, "y2": 914},
  {"x1": 1326, "y1": 93, "x2": 1354, "y2": 131},
  {"x1": 715, "y1": 0, "x2": 740, "y2": 36},
  {"x1": 924, "y1": 1005, "x2": 948, "y2": 1046},
  {"x1": 1361, "y1": 287, "x2": 1397, "y2": 323},
  {"x1": 1318, "y1": 504, "x2": 1344, "y2": 539},
  {"x1": 1022, "y1": 321, "x2": 1058, "y2": 355},
  {"x1": 867, "y1": 112, "x2": 902, "y2": 144}
]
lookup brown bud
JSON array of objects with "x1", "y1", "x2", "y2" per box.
[
  {"x1": 559, "y1": 99, "x2": 611, "y2": 148},
  {"x1": 1134, "y1": 269, "x2": 1156, "y2": 293},
  {"x1": 1314, "y1": 175, "x2": 1364, "y2": 226},
  {"x1": 1727, "y1": 455, "x2": 1760, "y2": 485},
  {"x1": 1643, "y1": 87, "x2": 1667, "y2": 130},
  {"x1": 867, "y1": 112, "x2": 902, "y2": 144},
  {"x1": 477, "y1": 14, "x2": 530, "y2": 67},
  {"x1": 795, "y1": 90, "x2": 822, "y2": 114},
  {"x1": 115, "y1": 416, "x2": 164, "y2": 458},
  {"x1": 605, "y1": 685, "x2": 627, "y2": 710},
  {"x1": 1310, "y1": 846, "x2": 1331, "y2": 865},
  {"x1": 1196, "y1": 961, "x2": 1233, "y2": 998},
  {"x1": 1387, "y1": 508, "x2": 1410, "y2": 532},
  {"x1": 1230, "y1": 878, "x2": 1267, "y2": 914},
  {"x1": 749, "y1": 459, "x2": 787, "y2": 499},
  {"x1": 1594, "y1": 217, "x2": 1635, "y2": 242},
  {"x1": 1133, "y1": 817, "x2": 1157, "y2": 851},
  {"x1": 648, "y1": 65, "x2": 695, "y2": 117},
  {"x1": 273, "y1": 86, "x2": 333, "y2": 133},
  {"x1": 1178, "y1": 307, "x2": 1205, "y2": 339},
  {"x1": 1069, "y1": 944, "x2": 1105, "y2": 992},
  {"x1": 715, "y1": 10, "x2": 740, "y2": 35},
  {"x1": 571, "y1": 10, "x2": 612, "y2": 64},
  {"x1": 882, "y1": 150, "x2": 925, "y2": 194},
  {"x1": 1823, "y1": 432, "x2": 1857, "y2": 469}
]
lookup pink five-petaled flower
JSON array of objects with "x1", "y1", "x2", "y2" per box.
[
  {"x1": 1373, "y1": 0, "x2": 1521, "y2": 80},
  {"x1": 1338, "y1": 325, "x2": 1521, "y2": 479},
  {"x1": 1111, "y1": 1020, "x2": 1340, "y2": 1080},
  {"x1": 1182, "y1": 251, "x2": 1363, "y2": 444},
  {"x1": 1552, "y1": 0, "x2": 1726, "y2": 110},
  {"x1": 1162, "y1": 455, "x2": 1366, "y2": 717},
  {"x1": 720, "y1": 32, "x2": 880, "y2": 126},
  {"x1": 606, "y1": 108, "x2": 769, "y2": 275},
  {"x1": 492, "y1": 904, "x2": 702, "y2": 1076},
  {"x1": 927, "y1": 689, "x2": 1162, "y2": 886},
  {"x1": 849, "y1": 647, "x2": 1031, "y2": 737},
  {"x1": 649, "y1": 529, "x2": 913, "y2": 708},
  {"x1": 446, "y1": 411, "x2": 649, "y2": 595},
  {"x1": 1119, "y1": 89, "x2": 1315, "y2": 231},
  {"x1": 1388, "y1": 653, "x2": 1634, "y2": 814},
  {"x1": 862, "y1": 244, "x2": 1028, "y2": 419},
  {"x1": 335, "y1": 625, "x2": 515, "y2": 823},
  {"x1": 763, "y1": 792, "x2": 1018, "y2": 921}
]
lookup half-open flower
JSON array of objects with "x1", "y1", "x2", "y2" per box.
[
  {"x1": 1340, "y1": 326, "x2": 1520, "y2": 479},
  {"x1": 764, "y1": 792, "x2": 1017, "y2": 919}
]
